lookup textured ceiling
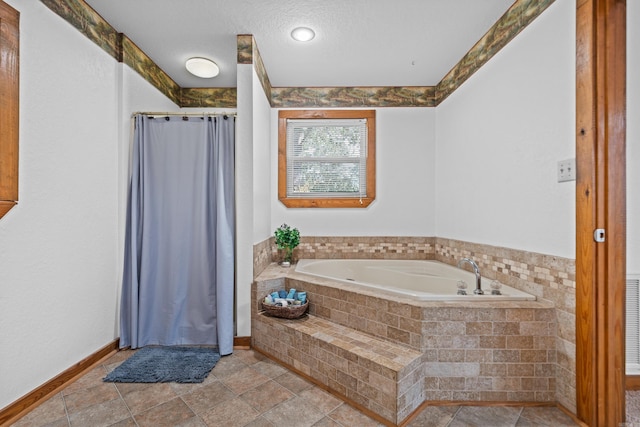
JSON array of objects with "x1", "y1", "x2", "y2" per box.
[{"x1": 84, "y1": 0, "x2": 516, "y2": 88}]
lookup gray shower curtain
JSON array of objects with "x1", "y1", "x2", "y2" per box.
[{"x1": 120, "y1": 114, "x2": 235, "y2": 355}]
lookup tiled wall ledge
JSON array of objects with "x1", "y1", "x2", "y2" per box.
[
  {"x1": 294, "y1": 236, "x2": 435, "y2": 260},
  {"x1": 251, "y1": 235, "x2": 577, "y2": 412},
  {"x1": 253, "y1": 237, "x2": 273, "y2": 279},
  {"x1": 253, "y1": 236, "x2": 436, "y2": 279}
]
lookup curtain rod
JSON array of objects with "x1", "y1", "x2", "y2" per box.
[{"x1": 131, "y1": 112, "x2": 237, "y2": 118}]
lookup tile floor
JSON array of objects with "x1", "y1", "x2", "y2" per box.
[{"x1": 10, "y1": 348, "x2": 579, "y2": 427}]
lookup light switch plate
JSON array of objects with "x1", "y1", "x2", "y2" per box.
[{"x1": 558, "y1": 158, "x2": 576, "y2": 182}]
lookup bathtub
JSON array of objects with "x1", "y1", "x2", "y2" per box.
[{"x1": 295, "y1": 259, "x2": 536, "y2": 301}]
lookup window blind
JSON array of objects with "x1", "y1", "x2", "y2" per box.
[{"x1": 286, "y1": 118, "x2": 367, "y2": 199}]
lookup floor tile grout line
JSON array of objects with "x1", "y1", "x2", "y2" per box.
[
  {"x1": 106, "y1": 361, "x2": 140, "y2": 427},
  {"x1": 233, "y1": 370, "x2": 349, "y2": 427},
  {"x1": 177, "y1": 383, "x2": 224, "y2": 426},
  {"x1": 60, "y1": 392, "x2": 71, "y2": 427},
  {"x1": 446, "y1": 405, "x2": 463, "y2": 426},
  {"x1": 115, "y1": 382, "x2": 187, "y2": 420},
  {"x1": 99, "y1": 358, "x2": 139, "y2": 426},
  {"x1": 325, "y1": 406, "x2": 353, "y2": 427},
  {"x1": 277, "y1": 369, "x2": 387, "y2": 427},
  {"x1": 177, "y1": 394, "x2": 207, "y2": 426},
  {"x1": 515, "y1": 405, "x2": 525, "y2": 425},
  {"x1": 248, "y1": 375, "x2": 314, "y2": 424},
  {"x1": 238, "y1": 380, "x2": 295, "y2": 418}
]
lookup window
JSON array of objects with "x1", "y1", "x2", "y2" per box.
[
  {"x1": 0, "y1": 1, "x2": 19, "y2": 219},
  {"x1": 278, "y1": 110, "x2": 375, "y2": 208}
]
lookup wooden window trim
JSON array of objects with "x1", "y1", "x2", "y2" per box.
[
  {"x1": 0, "y1": 1, "x2": 19, "y2": 219},
  {"x1": 278, "y1": 109, "x2": 375, "y2": 208}
]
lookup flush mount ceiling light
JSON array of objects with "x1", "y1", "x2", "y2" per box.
[
  {"x1": 185, "y1": 57, "x2": 219, "y2": 78},
  {"x1": 291, "y1": 27, "x2": 315, "y2": 42}
]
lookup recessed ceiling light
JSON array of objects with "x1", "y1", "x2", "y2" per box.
[
  {"x1": 291, "y1": 27, "x2": 315, "y2": 42},
  {"x1": 185, "y1": 57, "x2": 219, "y2": 78}
]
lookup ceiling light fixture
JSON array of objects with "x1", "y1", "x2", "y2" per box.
[
  {"x1": 185, "y1": 57, "x2": 219, "y2": 78},
  {"x1": 291, "y1": 27, "x2": 315, "y2": 42}
]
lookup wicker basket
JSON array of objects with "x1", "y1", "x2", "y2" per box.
[{"x1": 262, "y1": 299, "x2": 309, "y2": 319}]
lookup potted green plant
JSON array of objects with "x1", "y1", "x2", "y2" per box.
[{"x1": 274, "y1": 223, "x2": 300, "y2": 267}]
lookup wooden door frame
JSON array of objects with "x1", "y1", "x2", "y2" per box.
[
  {"x1": 0, "y1": 0, "x2": 19, "y2": 219},
  {"x1": 575, "y1": 0, "x2": 626, "y2": 425}
]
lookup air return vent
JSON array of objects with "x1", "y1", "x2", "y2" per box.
[{"x1": 627, "y1": 275, "x2": 640, "y2": 374}]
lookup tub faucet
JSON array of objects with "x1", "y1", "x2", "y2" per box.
[{"x1": 457, "y1": 258, "x2": 483, "y2": 295}]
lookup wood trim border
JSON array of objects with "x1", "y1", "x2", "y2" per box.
[
  {"x1": 627, "y1": 375, "x2": 640, "y2": 390},
  {"x1": 435, "y1": 0, "x2": 555, "y2": 104},
  {"x1": 399, "y1": 401, "x2": 559, "y2": 427},
  {"x1": 0, "y1": 1, "x2": 19, "y2": 220},
  {"x1": 0, "y1": 200, "x2": 17, "y2": 218},
  {"x1": 39, "y1": 0, "x2": 119, "y2": 59},
  {"x1": 233, "y1": 336, "x2": 251, "y2": 349},
  {"x1": 406, "y1": 401, "x2": 587, "y2": 427},
  {"x1": 40, "y1": 0, "x2": 554, "y2": 109},
  {"x1": 0, "y1": 339, "x2": 119, "y2": 426},
  {"x1": 270, "y1": 86, "x2": 436, "y2": 108},
  {"x1": 557, "y1": 403, "x2": 590, "y2": 427},
  {"x1": 575, "y1": 0, "x2": 598, "y2": 420},
  {"x1": 575, "y1": 0, "x2": 627, "y2": 425}
]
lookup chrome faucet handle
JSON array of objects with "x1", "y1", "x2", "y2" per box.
[
  {"x1": 458, "y1": 257, "x2": 483, "y2": 295},
  {"x1": 456, "y1": 280, "x2": 468, "y2": 295}
]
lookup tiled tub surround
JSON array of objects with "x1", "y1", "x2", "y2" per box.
[
  {"x1": 295, "y1": 258, "x2": 537, "y2": 301},
  {"x1": 435, "y1": 238, "x2": 576, "y2": 413},
  {"x1": 252, "y1": 236, "x2": 577, "y2": 414},
  {"x1": 252, "y1": 265, "x2": 557, "y2": 425}
]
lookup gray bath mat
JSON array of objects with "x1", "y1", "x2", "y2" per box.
[{"x1": 103, "y1": 346, "x2": 220, "y2": 383}]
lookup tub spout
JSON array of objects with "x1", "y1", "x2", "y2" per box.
[{"x1": 457, "y1": 258, "x2": 483, "y2": 295}]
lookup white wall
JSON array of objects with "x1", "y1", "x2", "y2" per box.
[
  {"x1": 228, "y1": 70, "x2": 273, "y2": 337},
  {"x1": 270, "y1": 108, "x2": 436, "y2": 237},
  {"x1": 235, "y1": 64, "x2": 255, "y2": 337},
  {"x1": 628, "y1": 1, "x2": 640, "y2": 274},
  {"x1": 252, "y1": 75, "x2": 273, "y2": 243},
  {"x1": 435, "y1": 0, "x2": 576, "y2": 258},
  {"x1": 0, "y1": 0, "x2": 120, "y2": 408}
]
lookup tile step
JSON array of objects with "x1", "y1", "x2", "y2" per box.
[{"x1": 253, "y1": 313, "x2": 424, "y2": 425}]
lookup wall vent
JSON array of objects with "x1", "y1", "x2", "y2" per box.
[{"x1": 627, "y1": 275, "x2": 640, "y2": 374}]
